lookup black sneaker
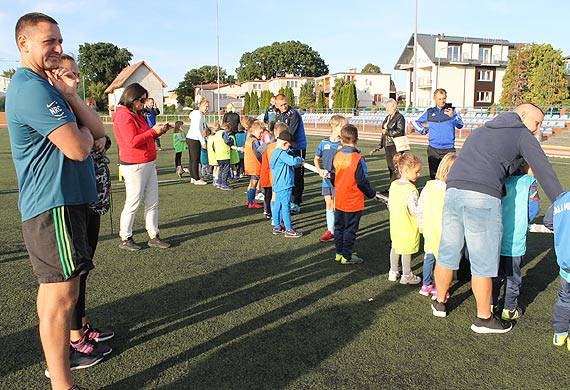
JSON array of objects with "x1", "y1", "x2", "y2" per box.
[
  {"x1": 119, "y1": 237, "x2": 141, "y2": 251},
  {"x1": 148, "y1": 235, "x2": 171, "y2": 249},
  {"x1": 84, "y1": 322, "x2": 114, "y2": 343},
  {"x1": 45, "y1": 349, "x2": 104, "y2": 378},
  {"x1": 431, "y1": 301, "x2": 447, "y2": 318},
  {"x1": 471, "y1": 315, "x2": 512, "y2": 334}
]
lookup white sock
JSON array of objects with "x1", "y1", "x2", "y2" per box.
[
  {"x1": 401, "y1": 254, "x2": 412, "y2": 275},
  {"x1": 326, "y1": 209, "x2": 335, "y2": 234},
  {"x1": 389, "y1": 247, "x2": 400, "y2": 273}
]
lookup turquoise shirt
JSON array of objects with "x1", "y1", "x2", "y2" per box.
[
  {"x1": 6, "y1": 68, "x2": 97, "y2": 221},
  {"x1": 501, "y1": 174, "x2": 537, "y2": 257}
]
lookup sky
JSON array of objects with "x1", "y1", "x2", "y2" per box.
[{"x1": 1, "y1": 0, "x2": 568, "y2": 92}]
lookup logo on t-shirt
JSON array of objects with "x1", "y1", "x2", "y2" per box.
[{"x1": 46, "y1": 100, "x2": 67, "y2": 120}]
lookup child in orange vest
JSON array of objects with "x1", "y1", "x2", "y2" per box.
[
  {"x1": 331, "y1": 124, "x2": 378, "y2": 264},
  {"x1": 244, "y1": 121, "x2": 265, "y2": 209}
]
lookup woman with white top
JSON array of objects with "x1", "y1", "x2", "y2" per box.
[{"x1": 186, "y1": 98, "x2": 209, "y2": 185}]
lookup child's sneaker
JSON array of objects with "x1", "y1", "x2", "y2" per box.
[
  {"x1": 388, "y1": 270, "x2": 400, "y2": 282},
  {"x1": 272, "y1": 226, "x2": 285, "y2": 235},
  {"x1": 400, "y1": 272, "x2": 421, "y2": 285},
  {"x1": 290, "y1": 202, "x2": 301, "y2": 215},
  {"x1": 419, "y1": 284, "x2": 434, "y2": 296},
  {"x1": 319, "y1": 230, "x2": 335, "y2": 243},
  {"x1": 553, "y1": 332, "x2": 568, "y2": 347},
  {"x1": 471, "y1": 315, "x2": 512, "y2": 334},
  {"x1": 501, "y1": 307, "x2": 523, "y2": 321},
  {"x1": 284, "y1": 229, "x2": 303, "y2": 238},
  {"x1": 84, "y1": 322, "x2": 114, "y2": 343},
  {"x1": 248, "y1": 202, "x2": 263, "y2": 209},
  {"x1": 219, "y1": 185, "x2": 235, "y2": 191},
  {"x1": 334, "y1": 253, "x2": 343, "y2": 262},
  {"x1": 340, "y1": 254, "x2": 363, "y2": 265},
  {"x1": 431, "y1": 300, "x2": 447, "y2": 318}
]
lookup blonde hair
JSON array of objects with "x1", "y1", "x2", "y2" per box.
[
  {"x1": 435, "y1": 153, "x2": 457, "y2": 182},
  {"x1": 198, "y1": 98, "x2": 209, "y2": 110},
  {"x1": 250, "y1": 120, "x2": 265, "y2": 134},
  {"x1": 393, "y1": 152, "x2": 421, "y2": 177},
  {"x1": 273, "y1": 122, "x2": 288, "y2": 137},
  {"x1": 329, "y1": 115, "x2": 347, "y2": 128},
  {"x1": 226, "y1": 102, "x2": 235, "y2": 112},
  {"x1": 240, "y1": 115, "x2": 255, "y2": 130}
]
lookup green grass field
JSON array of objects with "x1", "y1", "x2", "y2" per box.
[{"x1": 2, "y1": 127, "x2": 570, "y2": 389}]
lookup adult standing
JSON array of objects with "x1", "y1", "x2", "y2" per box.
[
  {"x1": 375, "y1": 98, "x2": 406, "y2": 184},
  {"x1": 144, "y1": 97, "x2": 161, "y2": 151},
  {"x1": 222, "y1": 102, "x2": 240, "y2": 133},
  {"x1": 186, "y1": 97, "x2": 209, "y2": 185},
  {"x1": 431, "y1": 104, "x2": 563, "y2": 334},
  {"x1": 7, "y1": 13, "x2": 106, "y2": 389},
  {"x1": 274, "y1": 94, "x2": 307, "y2": 213},
  {"x1": 113, "y1": 83, "x2": 171, "y2": 251},
  {"x1": 263, "y1": 95, "x2": 277, "y2": 131},
  {"x1": 413, "y1": 88, "x2": 463, "y2": 179}
]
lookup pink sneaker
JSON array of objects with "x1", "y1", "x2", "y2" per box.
[
  {"x1": 419, "y1": 284, "x2": 434, "y2": 296},
  {"x1": 431, "y1": 288, "x2": 451, "y2": 301}
]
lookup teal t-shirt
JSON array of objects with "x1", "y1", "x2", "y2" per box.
[{"x1": 6, "y1": 67, "x2": 97, "y2": 221}]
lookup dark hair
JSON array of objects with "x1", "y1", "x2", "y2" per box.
[
  {"x1": 340, "y1": 124, "x2": 358, "y2": 143},
  {"x1": 119, "y1": 83, "x2": 148, "y2": 112},
  {"x1": 15, "y1": 13, "x2": 58, "y2": 43}
]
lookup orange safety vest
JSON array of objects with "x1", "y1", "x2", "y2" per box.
[
  {"x1": 244, "y1": 134, "x2": 261, "y2": 176},
  {"x1": 260, "y1": 142, "x2": 277, "y2": 187},
  {"x1": 333, "y1": 152, "x2": 365, "y2": 212}
]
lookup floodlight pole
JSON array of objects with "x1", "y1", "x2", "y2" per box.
[
  {"x1": 413, "y1": 0, "x2": 418, "y2": 111},
  {"x1": 216, "y1": 0, "x2": 221, "y2": 124}
]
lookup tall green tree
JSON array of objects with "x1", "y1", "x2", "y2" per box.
[
  {"x1": 259, "y1": 90, "x2": 272, "y2": 111},
  {"x1": 236, "y1": 41, "x2": 328, "y2": 81},
  {"x1": 317, "y1": 90, "x2": 326, "y2": 110},
  {"x1": 250, "y1": 91, "x2": 260, "y2": 114},
  {"x1": 361, "y1": 63, "x2": 382, "y2": 73},
  {"x1": 175, "y1": 65, "x2": 234, "y2": 107},
  {"x1": 500, "y1": 43, "x2": 568, "y2": 106},
  {"x1": 298, "y1": 82, "x2": 315, "y2": 110},
  {"x1": 243, "y1": 92, "x2": 251, "y2": 115},
  {"x1": 342, "y1": 82, "x2": 358, "y2": 110},
  {"x1": 78, "y1": 42, "x2": 132, "y2": 86},
  {"x1": 332, "y1": 78, "x2": 346, "y2": 109},
  {"x1": 86, "y1": 82, "x2": 108, "y2": 111}
]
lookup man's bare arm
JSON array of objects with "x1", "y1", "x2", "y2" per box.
[{"x1": 48, "y1": 123, "x2": 94, "y2": 161}]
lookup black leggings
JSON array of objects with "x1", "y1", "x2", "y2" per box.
[
  {"x1": 175, "y1": 151, "x2": 182, "y2": 167},
  {"x1": 186, "y1": 139, "x2": 202, "y2": 180}
]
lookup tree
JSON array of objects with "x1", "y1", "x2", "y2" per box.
[
  {"x1": 361, "y1": 63, "x2": 382, "y2": 73},
  {"x1": 78, "y1": 42, "x2": 132, "y2": 86},
  {"x1": 250, "y1": 91, "x2": 260, "y2": 114},
  {"x1": 243, "y1": 92, "x2": 251, "y2": 114},
  {"x1": 279, "y1": 86, "x2": 295, "y2": 107},
  {"x1": 2, "y1": 69, "x2": 15, "y2": 78},
  {"x1": 236, "y1": 41, "x2": 328, "y2": 81},
  {"x1": 500, "y1": 43, "x2": 568, "y2": 106},
  {"x1": 332, "y1": 78, "x2": 346, "y2": 109},
  {"x1": 317, "y1": 90, "x2": 326, "y2": 110},
  {"x1": 259, "y1": 90, "x2": 272, "y2": 110},
  {"x1": 0, "y1": 96, "x2": 5, "y2": 112},
  {"x1": 298, "y1": 82, "x2": 315, "y2": 110},
  {"x1": 175, "y1": 65, "x2": 234, "y2": 107},
  {"x1": 86, "y1": 82, "x2": 108, "y2": 111},
  {"x1": 342, "y1": 82, "x2": 358, "y2": 110}
]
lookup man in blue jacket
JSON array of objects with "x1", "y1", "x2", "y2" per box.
[{"x1": 413, "y1": 88, "x2": 463, "y2": 179}]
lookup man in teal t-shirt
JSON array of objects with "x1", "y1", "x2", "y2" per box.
[{"x1": 6, "y1": 12, "x2": 106, "y2": 389}]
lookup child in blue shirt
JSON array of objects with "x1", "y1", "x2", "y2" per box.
[
  {"x1": 314, "y1": 115, "x2": 345, "y2": 243},
  {"x1": 270, "y1": 131, "x2": 303, "y2": 238},
  {"x1": 491, "y1": 161, "x2": 540, "y2": 320}
]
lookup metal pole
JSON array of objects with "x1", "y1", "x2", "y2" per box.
[
  {"x1": 413, "y1": 0, "x2": 418, "y2": 111},
  {"x1": 216, "y1": 0, "x2": 221, "y2": 124}
]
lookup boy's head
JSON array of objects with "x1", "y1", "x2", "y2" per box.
[
  {"x1": 519, "y1": 160, "x2": 534, "y2": 176},
  {"x1": 203, "y1": 128, "x2": 212, "y2": 137},
  {"x1": 329, "y1": 115, "x2": 347, "y2": 136},
  {"x1": 273, "y1": 122, "x2": 288, "y2": 138},
  {"x1": 250, "y1": 121, "x2": 265, "y2": 137},
  {"x1": 340, "y1": 124, "x2": 358, "y2": 146},
  {"x1": 174, "y1": 120, "x2": 184, "y2": 132},
  {"x1": 435, "y1": 152, "x2": 457, "y2": 182},
  {"x1": 240, "y1": 115, "x2": 255, "y2": 131},
  {"x1": 276, "y1": 131, "x2": 295, "y2": 150},
  {"x1": 219, "y1": 122, "x2": 230, "y2": 131}
]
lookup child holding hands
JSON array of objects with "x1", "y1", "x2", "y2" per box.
[{"x1": 388, "y1": 152, "x2": 422, "y2": 284}]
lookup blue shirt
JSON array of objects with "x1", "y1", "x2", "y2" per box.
[
  {"x1": 6, "y1": 67, "x2": 97, "y2": 221},
  {"x1": 413, "y1": 106, "x2": 463, "y2": 149},
  {"x1": 315, "y1": 137, "x2": 342, "y2": 188},
  {"x1": 270, "y1": 147, "x2": 302, "y2": 192}
]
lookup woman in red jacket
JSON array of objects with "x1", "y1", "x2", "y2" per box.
[{"x1": 112, "y1": 83, "x2": 171, "y2": 251}]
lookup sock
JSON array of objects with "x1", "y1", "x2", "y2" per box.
[
  {"x1": 389, "y1": 247, "x2": 400, "y2": 273},
  {"x1": 326, "y1": 209, "x2": 335, "y2": 234},
  {"x1": 401, "y1": 254, "x2": 412, "y2": 275},
  {"x1": 247, "y1": 188, "x2": 256, "y2": 204}
]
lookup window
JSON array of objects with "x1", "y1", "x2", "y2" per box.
[
  {"x1": 564, "y1": 61, "x2": 570, "y2": 75},
  {"x1": 476, "y1": 91, "x2": 492, "y2": 103},
  {"x1": 252, "y1": 83, "x2": 262, "y2": 90},
  {"x1": 286, "y1": 80, "x2": 298, "y2": 88},
  {"x1": 478, "y1": 70, "x2": 493, "y2": 82},
  {"x1": 479, "y1": 47, "x2": 491, "y2": 63},
  {"x1": 448, "y1": 45, "x2": 461, "y2": 61}
]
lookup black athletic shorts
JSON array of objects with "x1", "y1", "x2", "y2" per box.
[{"x1": 22, "y1": 205, "x2": 94, "y2": 284}]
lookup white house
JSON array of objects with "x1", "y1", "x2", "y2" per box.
[
  {"x1": 194, "y1": 83, "x2": 243, "y2": 113},
  {"x1": 105, "y1": 61, "x2": 167, "y2": 114},
  {"x1": 394, "y1": 33, "x2": 515, "y2": 108},
  {"x1": 314, "y1": 70, "x2": 393, "y2": 109},
  {"x1": 0, "y1": 75, "x2": 10, "y2": 97}
]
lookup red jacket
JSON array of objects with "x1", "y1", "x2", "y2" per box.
[{"x1": 112, "y1": 106, "x2": 159, "y2": 164}]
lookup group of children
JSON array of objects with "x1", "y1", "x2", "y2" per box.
[{"x1": 170, "y1": 112, "x2": 570, "y2": 347}]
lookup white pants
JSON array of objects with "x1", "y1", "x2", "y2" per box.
[{"x1": 119, "y1": 161, "x2": 159, "y2": 240}]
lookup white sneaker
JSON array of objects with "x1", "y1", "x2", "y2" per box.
[
  {"x1": 193, "y1": 179, "x2": 207, "y2": 185},
  {"x1": 400, "y1": 272, "x2": 422, "y2": 285},
  {"x1": 388, "y1": 270, "x2": 400, "y2": 282},
  {"x1": 182, "y1": 168, "x2": 190, "y2": 174}
]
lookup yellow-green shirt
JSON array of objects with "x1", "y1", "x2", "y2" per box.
[{"x1": 389, "y1": 180, "x2": 420, "y2": 254}]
